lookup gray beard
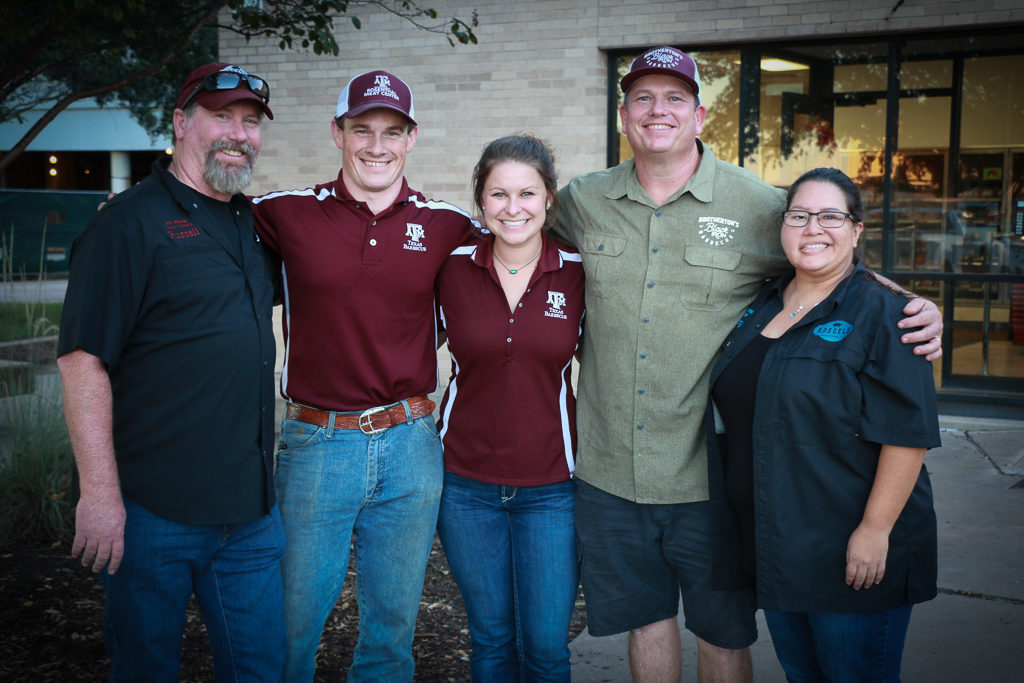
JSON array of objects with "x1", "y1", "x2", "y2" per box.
[{"x1": 204, "y1": 141, "x2": 256, "y2": 195}]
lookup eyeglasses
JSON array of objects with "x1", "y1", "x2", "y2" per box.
[
  {"x1": 783, "y1": 210, "x2": 856, "y2": 229},
  {"x1": 180, "y1": 70, "x2": 270, "y2": 110}
]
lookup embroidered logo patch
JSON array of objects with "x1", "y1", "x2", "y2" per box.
[
  {"x1": 697, "y1": 216, "x2": 737, "y2": 246},
  {"x1": 544, "y1": 290, "x2": 567, "y2": 319},
  {"x1": 643, "y1": 48, "x2": 682, "y2": 69},
  {"x1": 813, "y1": 320, "x2": 853, "y2": 342},
  {"x1": 165, "y1": 219, "x2": 200, "y2": 240},
  {"x1": 403, "y1": 223, "x2": 426, "y2": 252},
  {"x1": 364, "y1": 74, "x2": 401, "y2": 102}
]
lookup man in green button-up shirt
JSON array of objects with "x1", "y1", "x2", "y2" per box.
[{"x1": 552, "y1": 46, "x2": 943, "y2": 683}]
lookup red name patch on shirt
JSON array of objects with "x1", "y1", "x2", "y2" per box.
[{"x1": 165, "y1": 219, "x2": 201, "y2": 240}]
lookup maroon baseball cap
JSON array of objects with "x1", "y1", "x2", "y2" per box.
[
  {"x1": 620, "y1": 46, "x2": 702, "y2": 99},
  {"x1": 336, "y1": 70, "x2": 416, "y2": 125},
  {"x1": 176, "y1": 63, "x2": 274, "y2": 119}
]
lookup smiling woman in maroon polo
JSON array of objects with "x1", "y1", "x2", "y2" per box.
[{"x1": 434, "y1": 135, "x2": 584, "y2": 682}]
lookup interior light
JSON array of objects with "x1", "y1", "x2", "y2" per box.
[
  {"x1": 165, "y1": 147, "x2": 174, "y2": 156},
  {"x1": 84, "y1": 169, "x2": 91, "y2": 175},
  {"x1": 48, "y1": 155, "x2": 58, "y2": 164},
  {"x1": 49, "y1": 168, "x2": 57, "y2": 176},
  {"x1": 760, "y1": 58, "x2": 810, "y2": 72}
]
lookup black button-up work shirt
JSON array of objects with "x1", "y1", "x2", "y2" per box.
[
  {"x1": 59, "y1": 158, "x2": 279, "y2": 525},
  {"x1": 708, "y1": 262, "x2": 940, "y2": 613}
]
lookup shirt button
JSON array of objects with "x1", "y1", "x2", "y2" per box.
[
  {"x1": 652, "y1": 247, "x2": 659, "y2": 253},
  {"x1": 655, "y1": 210, "x2": 661, "y2": 217},
  {"x1": 642, "y1": 316, "x2": 649, "y2": 323},
  {"x1": 637, "y1": 424, "x2": 644, "y2": 430},
  {"x1": 598, "y1": 244, "x2": 605, "y2": 251},
  {"x1": 369, "y1": 238, "x2": 377, "y2": 246},
  {"x1": 507, "y1": 337, "x2": 512, "y2": 343},
  {"x1": 638, "y1": 389, "x2": 645, "y2": 395},
  {"x1": 518, "y1": 303, "x2": 523, "y2": 307},
  {"x1": 640, "y1": 353, "x2": 647, "y2": 359},
  {"x1": 647, "y1": 282, "x2": 654, "y2": 288},
  {"x1": 371, "y1": 220, "x2": 377, "y2": 226},
  {"x1": 509, "y1": 318, "x2": 514, "y2": 323}
]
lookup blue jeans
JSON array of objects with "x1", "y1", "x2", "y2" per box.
[
  {"x1": 764, "y1": 605, "x2": 914, "y2": 682},
  {"x1": 102, "y1": 499, "x2": 285, "y2": 683},
  {"x1": 275, "y1": 406, "x2": 443, "y2": 682},
  {"x1": 437, "y1": 471, "x2": 578, "y2": 682}
]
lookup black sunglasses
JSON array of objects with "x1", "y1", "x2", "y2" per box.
[{"x1": 181, "y1": 70, "x2": 270, "y2": 110}]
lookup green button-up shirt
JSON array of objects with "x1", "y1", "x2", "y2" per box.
[{"x1": 553, "y1": 141, "x2": 788, "y2": 503}]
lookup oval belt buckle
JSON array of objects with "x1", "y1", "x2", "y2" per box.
[{"x1": 358, "y1": 406, "x2": 388, "y2": 435}]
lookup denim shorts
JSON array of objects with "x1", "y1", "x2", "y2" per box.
[{"x1": 574, "y1": 479, "x2": 757, "y2": 648}]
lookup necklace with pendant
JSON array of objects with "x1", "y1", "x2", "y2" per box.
[
  {"x1": 790, "y1": 302, "x2": 818, "y2": 318},
  {"x1": 493, "y1": 246, "x2": 542, "y2": 275}
]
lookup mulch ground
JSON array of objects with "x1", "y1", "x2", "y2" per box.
[{"x1": 0, "y1": 536, "x2": 586, "y2": 682}]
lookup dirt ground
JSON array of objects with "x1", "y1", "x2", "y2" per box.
[{"x1": 0, "y1": 536, "x2": 586, "y2": 682}]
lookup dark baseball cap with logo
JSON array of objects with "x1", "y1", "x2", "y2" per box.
[
  {"x1": 620, "y1": 46, "x2": 701, "y2": 100},
  {"x1": 176, "y1": 63, "x2": 274, "y2": 119},
  {"x1": 335, "y1": 70, "x2": 416, "y2": 125}
]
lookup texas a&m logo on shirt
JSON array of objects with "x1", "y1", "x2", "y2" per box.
[
  {"x1": 403, "y1": 223, "x2": 426, "y2": 252},
  {"x1": 544, "y1": 290, "x2": 568, "y2": 319}
]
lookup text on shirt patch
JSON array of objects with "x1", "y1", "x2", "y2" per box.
[
  {"x1": 544, "y1": 290, "x2": 567, "y2": 319},
  {"x1": 813, "y1": 320, "x2": 853, "y2": 342},
  {"x1": 697, "y1": 216, "x2": 737, "y2": 246},
  {"x1": 403, "y1": 223, "x2": 426, "y2": 252},
  {"x1": 165, "y1": 219, "x2": 201, "y2": 240}
]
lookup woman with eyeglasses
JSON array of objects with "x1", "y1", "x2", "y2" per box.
[{"x1": 707, "y1": 167, "x2": 940, "y2": 682}]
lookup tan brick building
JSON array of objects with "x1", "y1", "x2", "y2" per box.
[{"x1": 222, "y1": 0, "x2": 1024, "y2": 412}]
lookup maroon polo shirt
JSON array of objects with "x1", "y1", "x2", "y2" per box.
[
  {"x1": 252, "y1": 172, "x2": 473, "y2": 410},
  {"x1": 436, "y1": 235, "x2": 585, "y2": 486}
]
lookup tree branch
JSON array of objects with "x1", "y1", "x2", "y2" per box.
[{"x1": 0, "y1": 2, "x2": 226, "y2": 174}]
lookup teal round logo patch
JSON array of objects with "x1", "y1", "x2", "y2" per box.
[{"x1": 813, "y1": 320, "x2": 853, "y2": 342}]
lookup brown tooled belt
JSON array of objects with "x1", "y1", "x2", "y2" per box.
[{"x1": 285, "y1": 397, "x2": 436, "y2": 435}]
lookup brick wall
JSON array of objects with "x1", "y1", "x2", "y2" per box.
[{"x1": 222, "y1": 0, "x2": 1023, "y2": 212}]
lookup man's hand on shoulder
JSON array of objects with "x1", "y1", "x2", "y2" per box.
[
  {"x1": 97, "y1": 191, "x2": 117, "y2": 213},
  {"x1": 898, "y1": 296, "x2": 943, "y2": 362}
]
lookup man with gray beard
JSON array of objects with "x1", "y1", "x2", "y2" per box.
[{"x1": 57, "y1": 63, "x2": 285, "y2": 681}]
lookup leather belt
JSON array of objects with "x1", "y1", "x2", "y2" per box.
[{"x1": 285, "y1": 397, "x2": 436, "y2": 435}]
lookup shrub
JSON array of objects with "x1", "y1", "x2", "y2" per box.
[{"x1": 0, "y1": 375, "x2": 75, "y2": 545}]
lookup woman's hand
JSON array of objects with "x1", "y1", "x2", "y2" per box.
[{"x1": 845, "y1": 523, "x2": 889, "y2": 590}]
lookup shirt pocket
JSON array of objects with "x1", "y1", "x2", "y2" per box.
[
  {"x1": 580, "y1": 233, "x2": 626, "y2": 299},
  {"x1": 150, "y1": 248, "x2": 246, "y2": 323},
  {"x1": 774, "y1": 342, "x2": 867, "y2": 432},
  {"x1": 676, "y1": 245, "x2": 742, "y2": 311}
]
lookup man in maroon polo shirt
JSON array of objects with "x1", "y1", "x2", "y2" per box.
[{"x1": 251, "y1": 71, "x2": 474, "y2": 681}]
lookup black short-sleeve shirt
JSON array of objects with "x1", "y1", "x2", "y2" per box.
[
  {"x1": 58, "y1": 158, "x2": 279, "y2": 525},
  {"x1": 708, "y1": 262, "x2": 940, "y2": 613}
]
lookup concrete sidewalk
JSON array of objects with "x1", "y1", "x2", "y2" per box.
[{"x1": 569, "y1": 418, "x2": 1024, "y2": 682}]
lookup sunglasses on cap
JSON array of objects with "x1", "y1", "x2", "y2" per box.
[{"x1": 180, "y1": 70, "x2": 271, "y2": 110}]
